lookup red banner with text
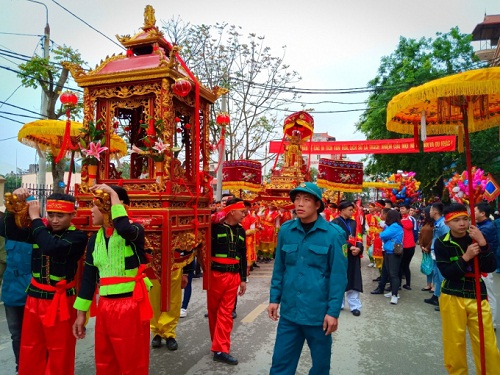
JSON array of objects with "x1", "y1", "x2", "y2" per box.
[{"x1": 268, "y1": 135, "x2": 456, "y2": 154}]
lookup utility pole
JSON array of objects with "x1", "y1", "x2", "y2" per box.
[
  {"x1": 27, "y1": 0, "x2": 49, "y2": 189},
  {"x1": 216, "y1": 93, "x2": 228, "y2": 202}
]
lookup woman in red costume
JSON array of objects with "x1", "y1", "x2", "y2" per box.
[{"x1": 73, "y1": 184, "x2": 152, "y2": 375}]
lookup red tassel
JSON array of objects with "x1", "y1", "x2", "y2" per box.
[{"x1": 55, "y1": 116, "x2": 72, "y2": 163}]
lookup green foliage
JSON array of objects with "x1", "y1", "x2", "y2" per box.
[
  {"x1": 4, "y1": 174, "x2": 22, "y2": 193},
  {"x1": 356, "y1": 27, "x2": 499, "y2": 199}
]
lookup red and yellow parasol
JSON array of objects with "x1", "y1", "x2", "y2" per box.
[
  {"x1": 18, "y1": 119, "x2": 128, "y2": 158},
  {"x1": 387, "y1": 66, "x2": 500, "y2": 375}
]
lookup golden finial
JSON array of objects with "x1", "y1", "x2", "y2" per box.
[{"x1": 144, "y1": 5, "x2": 156, "y2": 29}]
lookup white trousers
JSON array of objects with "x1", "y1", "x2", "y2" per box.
[
  {"x1": 343, "y1": 290, "x2": 362, "y2": 311},
  {"x1": 482, "y1": 273, "x2": 497, "y2": 327}
]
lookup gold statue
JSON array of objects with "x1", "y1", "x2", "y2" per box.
[
  {"x1": 92, "y1": 189, "x2": 113, "y2": 228},
  {"x1": 4, "y1": 192, "x2": 31, "y2": 228},
  {"x1": 143, "y1": 5, "x2": 156, "y2": 29}
]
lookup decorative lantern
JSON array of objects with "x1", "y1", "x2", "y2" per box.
[
  {"x1": 171, "y1": 78, "x2": 192, "y2": 97},
  {"x1": 59, "y1": 91, "x2": 78, "y2": 107},
  {"x1": 54, "y1": 91, "x2": 78, "y2": 163},
  {"x1": 216, "y1": 112, "x2": 230, "y2": 126}
]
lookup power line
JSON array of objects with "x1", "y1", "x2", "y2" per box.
[
  {"x1": 50, "y1": 0, "x2": 125, "y2": 51},
  {"x1": 0, "y1": 114, "x2": 25, "y2": 125},
  {"x1": 0, "y1": 101, "x2": 45, "y2": 117}
]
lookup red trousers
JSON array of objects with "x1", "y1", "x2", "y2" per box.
[
  {"x1": 207, "y1": 271, "x2": 240, "y2": 353},
  {"x1": 18, "y1": 295, "x2": 77, "y2": 375},
  {"x1": 95, "y1": 296, "x2": 150, "y2": 375}
]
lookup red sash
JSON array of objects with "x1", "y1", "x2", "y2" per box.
[
  {"x1": 211, "y1": 257, "x2": 239, "y2": 265},
  {"x1": 30, "y1": 278, "x2": 76, "y2": 327},
  {"x1": 99, "y1": 264, "x2": 153, "y2": 321}
]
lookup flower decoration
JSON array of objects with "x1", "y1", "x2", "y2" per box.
[
  {"x1": 131, "y1": 141, "x2": 170, "y2": 162},
  {"x1": 81, "y1": 142, "x2": 108, "y2": 165},
  {"x1": 79, "y1": 120, "x2": 108, "y2": 166}
]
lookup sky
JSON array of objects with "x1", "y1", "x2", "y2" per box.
[{"x1": 0, "y1": 0, "x2": 499, "y2": 176}]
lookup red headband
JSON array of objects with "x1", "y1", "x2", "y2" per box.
[
  {"x1": 375, "y1": 202, "x2": 384, "y2": 209},
  {"x1": 444, "y1": 211, "x2": 468, "y2": 222},
  {"x1": 46, "y1": 199, "x2": 75, "y2": 213},
  {"x1": 223, "y1": 201, "x2": 245, "y2": 215}
]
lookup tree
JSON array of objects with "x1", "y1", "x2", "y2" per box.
[
  {"x1": 18, "y1": 45, "x2": 86, "y2": 193},
  {"x1": 356, "y1": 27, "x2": 500, "y2": 198},
  {"x1": 161, "y1": 18, "x2": 301, "y2": 168}
]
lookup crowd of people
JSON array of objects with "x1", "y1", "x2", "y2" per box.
[{"x1": 0, "y1": 183, "x2": 500, "y2": 374}]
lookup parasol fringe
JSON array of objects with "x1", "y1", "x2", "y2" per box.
[
  {"x1": 222, "y1": 182, "x2": 262, "y2": 193},
  {"x1": 316, "y1": 179, "x2": 363, "y2": 193},
  {"x1": 387, "y1": 116, "x2": 500, "y2": 136},
  {"x1": 387, "y1": 67, "x2": 500, "y2": 120}
]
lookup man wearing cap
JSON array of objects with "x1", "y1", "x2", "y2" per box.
[
  {"x1": 1, "y1": 188, "x2": 88, "y2": 375},
  {"x1": 268, "y1": 182, "x2": 348, "y2": 374},
  {"x1": 333, "y1": 201, "x2": 364, "y2": 316},
  {"x1": 208, "y1": 197, "x2": 247, "y2": 365}
]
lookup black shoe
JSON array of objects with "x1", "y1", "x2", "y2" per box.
[
  {"x1": 151, "y1": 335, "x2": 162, "y2": 348},
  {"x1": 213, "y1": 352, "x2": 238, "y2": 365},
  {"x1": 424, "y1": 296, "x2": 439, "y2": 306},
  {"x1": 434, "y1": 306, "x2": 440, "y2": 311},
  {"x1": 166, "y1": 338, "x2": 178, "y2": 351},
  {"x1": 421, "y1": 287, "x2": 432, "y2": 291},
  {"x1": 372, "y1": 277, "x2": 381, "y2": 282},
  {"x1": 403, "y1": 285, "x2": 412, "y2": 290},
  {"x1": 371, "y1": 288, "x2": 384, "y2": 295},
  {"x1": 232, "y1": 310, "x2": 237, "y2": 319},
  {"x1": 204, "y1": 312, "x2": 209, "y2": 318},
  {"x1": 351, "y1": 309, "x2": 361, "y2": 316},
  {"x1": 253, "y1": 263, "x2": 260, "y2": 268},
  {"x1": 384, "y1": 286, "x2": 391, "y2": 292}
]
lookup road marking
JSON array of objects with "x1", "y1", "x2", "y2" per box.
[{"x1": 241, "y1": 303, "x2": 268, "y2": 323}]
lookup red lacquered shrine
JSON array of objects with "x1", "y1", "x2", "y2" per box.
[{"x1": 65, "y1": 5, "x2": 223, "y2": 311}]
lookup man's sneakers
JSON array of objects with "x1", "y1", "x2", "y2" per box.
[
  {"x1": 214, "y1": 352, "x2": 238, "y2": 365},
  {"x1": 166, "y1": 338, "x2": 178, "y2": 351},
  {"x1": 351, "y1": 309, "x2": 361, "y2": 316},
  {"x1": 385, "y1": 292, "x2": 400, "y2": 298},
  {"x1": 180, "y1": 308, "x2": 187, "y2": 318},
  {"x1": 390, "y1": 295, "x2": 398, "y2": 305},
  {"x1": 151, "y1": 335, "x2": 162, "y2": 348},
  {"x1": 371, "y1": 288, "x2": 384, "y2": 295},
  {"x1": 424, "y1": 295, "x2": 439, "y2": 306},
  {"x1": 368, "y1": 262, "x2": 375, "y2": 267}
]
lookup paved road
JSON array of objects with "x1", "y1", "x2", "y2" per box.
[{"x1": 1, "y1": 249, "x2": 499, "y2": 374}]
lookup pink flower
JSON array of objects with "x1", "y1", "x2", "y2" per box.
[
  {"x1": 82, "y1": 142, "x2": 108, "y2": 161},
  {"x1": 152, "y1": 139, "x2": 169, "y2": 154}
]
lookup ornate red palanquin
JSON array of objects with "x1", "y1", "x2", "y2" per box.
[{"x1": 66, "y1": 6, "x2": 224, "y2": 312}]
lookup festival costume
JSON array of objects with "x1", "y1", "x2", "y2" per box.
[
  {"x1": 74, "y1": 205, "x2": 152, "y2": 375},
  {"x1": 208, "y1": 222, "x2": 247, "y2": 354},
  {"x1": 259, "y1": 208, "x2": 280, "y2": 258},
  {"x1": 0, "y1": 212, "x2": 87, "y2": 375},
  {"x1": 149, "y1": 255, "x2": 194, "y2": 341},
  {"x1": 366, "y1": 213, "x2": 383, "y2": 269},
  {"x1": 241, "y1": 213, "x2": 258, "y2": 272},
  {"x1": 333, "y1": 215, "x2": 364, "y2": 312},
  {"x1": 435, "y1": 231, "x2": 500, "y2": 374},
  {"x1": 269, "y1": 216, "x2": 348, "y2": 374}
]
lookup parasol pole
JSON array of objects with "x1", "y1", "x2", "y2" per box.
[{"x1": 462, "y1": 103, "x2": 486, "y2": 375}]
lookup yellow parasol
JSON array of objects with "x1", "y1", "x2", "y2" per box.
[
  {"x1": 18, "y1": 119, "x2": 128, "y2": 158},
  {"x1": 386, "y1": 66, "x2": 500, "y2": 375}
]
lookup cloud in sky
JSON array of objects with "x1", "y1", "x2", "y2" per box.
[{"x1": 0, "y1": 0, "x2": 498, "y2": 174}]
